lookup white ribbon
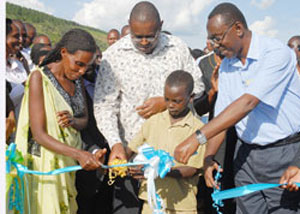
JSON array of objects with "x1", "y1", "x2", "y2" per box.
[{"x1": 133, "y1": 144, "x2": 166, "y2": 214}]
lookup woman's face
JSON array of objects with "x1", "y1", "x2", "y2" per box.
[
  {"x1": 61, "y1": 48, "x2": 95, "y2": 81},
  {"x1": 6, "y1": 23, "x2": 21, "y2": 55}
]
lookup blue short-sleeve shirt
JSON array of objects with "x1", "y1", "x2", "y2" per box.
[{"x1": 215, "y1": 32, "x2": 300, "y2": 145}]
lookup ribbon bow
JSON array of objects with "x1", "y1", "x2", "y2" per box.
[
  {"x1": 6, "y1": 143, "x2": 26, "y2": 214},
  {"x1": 134, "y1": 144, "x2": 175, "y2": 214},
  {"x1": 6, "y1": 143, "x2": 81, "y2": 213}
]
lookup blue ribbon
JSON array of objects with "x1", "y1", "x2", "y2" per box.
[
  {"x1": 6, "y1": 143, "x2": 174, "y2": 214},
  {"x1": 6, "y1": 144, "x2": 84, "y2": 214},
  {"x1": 14, "y1": 163, "x2": 82, "y2": 176},
  {"x1": 212, "y1": 182, "x2": 300, "y2": 202},
  {"x1": 6, "y1": 144, "x2": 174, "y2": 177},
  {"x1": 212, "y1": 165, "x2": 224, "y2": 214},
  {"x1": 211, "y1": 165, "x2": 300, "y2": 213},
  {"x1": 10, "y1": 142, "x2": 300, "y2": 214}
]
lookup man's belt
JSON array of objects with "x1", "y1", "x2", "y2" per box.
[{"x1": 239, "y1": 132, "x2": 300, "y2": 149}]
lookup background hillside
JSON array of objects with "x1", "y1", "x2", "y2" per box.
[{"x1": 6, "y1": 2, "x2": 108, "y2": 51}]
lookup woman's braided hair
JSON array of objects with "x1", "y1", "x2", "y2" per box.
[{"x1": 40, "y1": 28, "x2": 96, "y2": 66}]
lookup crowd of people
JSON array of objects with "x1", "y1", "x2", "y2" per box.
[{"x1": 5, "y1": 1, "x2": 300, "y2": 214}]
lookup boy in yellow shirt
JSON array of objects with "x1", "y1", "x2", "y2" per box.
[{"x1": 112, "y1": 70, "x2": 205, "y2": 214}]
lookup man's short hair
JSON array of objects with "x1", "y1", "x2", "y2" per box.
[
  {"x1": 288, "y1": 36, "x2": 300, "y2": 46},
  {"x1": 129, "y1": 1, "x2": 161, "y2": 24},
  {"x1": 108, "y1": 29, "x2": 120, "y2": 36},
  {"x1": 165, "y1": 70, "x2": 194, "y2": 95},
  {"x1": 208, "y1": 2, "x2": 248, "y2": 29}
]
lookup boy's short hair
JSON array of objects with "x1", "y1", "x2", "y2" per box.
[{"x1": 165, "y1": 70, "x2": 194, "y2": 95}]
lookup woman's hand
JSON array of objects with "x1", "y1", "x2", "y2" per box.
[
  {"x1": 77, "y1": 150, "x2": 101, "y2": 171},
  {"x1": 56, "y1": 110, "x2": 74, "y2": 128}
]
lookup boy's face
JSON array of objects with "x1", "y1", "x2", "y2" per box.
[{"x1": 164, "y1": 85, "x2": 191, "y2": 118}]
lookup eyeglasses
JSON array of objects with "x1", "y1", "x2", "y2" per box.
[
  {"x1": 131, "y1": 31, "x2": 159, "y2": 43},
  {"x1": 208, "y1": 22, "x2": 236, "y2": 46}
]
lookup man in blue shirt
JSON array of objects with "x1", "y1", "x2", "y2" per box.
[{"x1": 174, "y1": 2, "x2": 300, "y2": 213}]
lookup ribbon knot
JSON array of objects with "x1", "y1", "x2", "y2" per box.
[
  {"x1": 134, "y1": 144, "x2": 175, "y2": 214},
  {"x1": 6, "y1": 143, "x2": 26, "y2": 214}
]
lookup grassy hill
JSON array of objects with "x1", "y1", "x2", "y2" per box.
[{"x1": 6, "y1": 2, "x2": 108, "y2": 51}]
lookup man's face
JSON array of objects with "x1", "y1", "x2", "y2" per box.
[
  {"x1": 107, "y1": 31, "x2": 120, "y2": 46},
  {"x1": 14, "y1": 23, "x2": 27, "y2": 50},
  {"x1": 121, "y1": 26, "x2": 130, "y2": 38},
  {"x1": 34, "y1": 36, "x2": 52, "y2": 47},
  {"x1": 130, "y1": 20, "x2": 161, "y2": 54},
  {"x1": 25, "y1": 28, "x2": 36, "y2": 48},
  {"x1": 95, "y1": 48, "x2": 102, "y2": 65},
  {"x1": 207, "y1": 15, "x2": 240, "y2": 59}
]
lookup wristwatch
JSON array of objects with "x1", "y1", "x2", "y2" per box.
[{"x1": 195, "y1": 129, "x2": 207, "y2": 145}]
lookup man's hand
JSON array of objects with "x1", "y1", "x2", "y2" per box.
[
  {"x1": 174, "y1": 133, "x2": 199, "y2": 164},
  {"x1": 108, "y1": 143, "x2": 127, "y2": 163},
  {"x1": 210, "y1": 63, "x2": 220, "y2": 93},
  {"x1": 95, "y1": 148, "x2": 107, "y2": 164},
  {"x1": 136, "y1": 97, "x2": 166, "y2": 119},
  {"x1": 204, "y1": 156, "x2": 222, "y2": 189},
  {"x1": 280, "y1": 166, "x2": 300, "y2": 191}
]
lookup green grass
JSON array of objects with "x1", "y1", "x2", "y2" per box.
[{"x1": 6, "y1": 2, "x2": 108, "y2": 51}]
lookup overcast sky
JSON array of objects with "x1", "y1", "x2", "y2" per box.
[{"x1": 6, "y1": 0, "x2": 300, "y2": 49}]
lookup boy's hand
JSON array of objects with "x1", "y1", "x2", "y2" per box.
[
  {"x1": 174, "y1": 132, "x2": 199, "y2": 164},
  {"x1": 136, "y1": 97, "x2": 166, "y2": 119},
  {"x1": 108, "y1": 143, "x2": 127, "y2": 163},
  {"x1": 128, "y1": 165, "x2": 145, "y2": 180},
  {"x1": 280, "y1": 166, "x2": 300, "y2": 191}
]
